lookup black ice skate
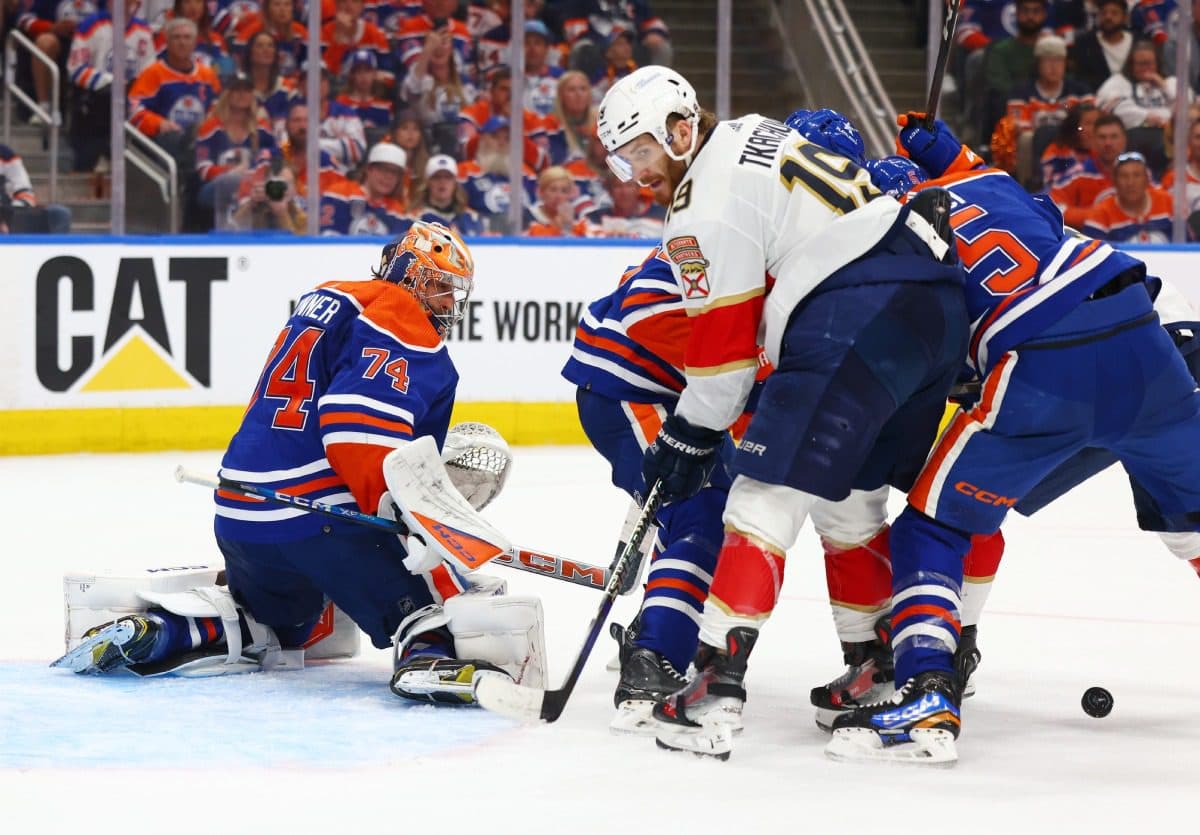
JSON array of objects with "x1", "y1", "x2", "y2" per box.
[
  {"x1": 955, "y1": 624, "x2": 982, "y2": 698},
  {"x1": 609, "y1": 621, "x2": 689, "y2": 735},
  {"x1": 825, "y1": 670, "x2": 962, "y2": 766},
  {"x1": 50, "y1": 615, "x2": 164, "y2": 674},
  {"x1": 391, "y1": 627, "x2": 510, "y2": 705},
  {"x1": 811, "y1": 616, "x2": 894, "y2": 731},
  {"x1": 653, "y1": 627, "x2": 757, "y2": 761}
]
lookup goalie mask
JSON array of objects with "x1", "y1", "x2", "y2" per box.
[
  {"x1": 375, "y1": 221, "x2": 475, "y2": 333},
  {"x1": 598, "y1": 65, "x2": 700, "y2": 182}
]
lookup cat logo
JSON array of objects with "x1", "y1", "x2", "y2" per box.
[
  {"x1": 666, "y1": 235, "x2": 711, "y2": 299},
  {"x1": 34, "y1": 256, "x2": 227, "y2": 393}
]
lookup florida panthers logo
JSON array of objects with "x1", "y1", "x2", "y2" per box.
[{"x1": 666, "y1": 235, "x2": 711, "y2": 298}]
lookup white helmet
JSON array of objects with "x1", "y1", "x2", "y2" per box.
[{"x1": 597, "y1": 65, "x2": 700, "y2": 182}]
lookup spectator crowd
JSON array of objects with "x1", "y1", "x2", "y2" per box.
[
  {"x1": 0, "y1": 0, "x2": 671, "y2": 237},
  {"x1": 951, "y1": 0, "x2": 1200, "y2": 242}
]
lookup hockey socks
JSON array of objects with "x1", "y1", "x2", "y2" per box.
[
  {"x1": 699, "y1": 529, "x2": 786, "y2": 648},
  {"x1": 822, "y1": 526, "x2": 892, "y2": 642},
  {"x1": 635, "y1": 487, "x2": 724, "y2": 671},
  {"x1": 962, "y1": 530, "x2": 1004, "y2": 626},
  {"x1": 889, "y1": 508, "x2": 970, "y2": 684},
  {"x1": 141, "y1": 611, "x2": 226, "y2": 664}
]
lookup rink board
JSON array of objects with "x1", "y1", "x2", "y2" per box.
[{"x1": 1, "y1": 238, "x2": 1198, "y2": 454}]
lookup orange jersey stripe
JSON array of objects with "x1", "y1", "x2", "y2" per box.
[
  {"x1": 626, "y1": 401, "x2": 665, "y2": 446},
  {"x1": 575, "y1": 328, "x2": 683, "y2": 390},
  {"x1": 279, "y1": 474, "x2": 348, "y2": 497},
  {"x1": 645, "y1": 576, "x2": 708, "y2": 604},
  {"x1": 318, "y1": 410, "x2": 414, "y2": 436},
  {"x1": 893, "y1": 603, "x2": 962, "y2": 631}
]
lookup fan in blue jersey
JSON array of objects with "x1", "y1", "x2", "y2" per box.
[
  {"x1": 52, "y1": 223, "x2": 546, "y2": 703},
  {"x1": 562, "y1": 245, "x2": 740, "y2": 733},
  {"x1": 825, "y1": 116, "x2": 1200, "y2": 765}
]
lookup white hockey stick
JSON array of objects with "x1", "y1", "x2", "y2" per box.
[{"x1": 176, "y1": 467, "x2": 621, "y2": 593}]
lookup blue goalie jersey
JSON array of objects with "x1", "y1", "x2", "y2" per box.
[{"x1": 215, "y1": 279, "x2": 458, "y2": 544}]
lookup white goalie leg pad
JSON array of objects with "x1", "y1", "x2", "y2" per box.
[
  {"x1": 137, "y1": 585, "x2": 301, "y2": 675},
  {"x1": 442, "y1": 422, "x2": 513, "y2": 511},
  {"x1": 63, "y1": 565, "x2": 223, "y2": 651},
  {"x1": 443, "y1": 593, "x2": 547, "y2": 688},
  {"x1": 383, "y1": 436, "x2": 513, "y2": 573},
  {"x1": 303, "y1": 603, "x2": 362, "y2": 660}
]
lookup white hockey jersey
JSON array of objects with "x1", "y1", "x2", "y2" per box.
[{"x1": 662, "y1": 113, "x2": 946, "y2": 432}]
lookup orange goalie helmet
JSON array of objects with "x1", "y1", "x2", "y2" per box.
[{"x1": 374, "y1": 220, "x2": 475, "y2": 333}]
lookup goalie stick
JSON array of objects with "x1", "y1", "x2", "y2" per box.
[
  {"x1": 175, "y1": 466, "x2": 618, "y2": 594},
  {"x1": 924, "y1": 0, "x2": 963, "y2": 128},
  {"x1": 473, "y1": 480, "x2": 664, "y2": 723}
]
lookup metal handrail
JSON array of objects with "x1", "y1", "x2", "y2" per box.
[
  {"x1": 3, "y1": 29, "x2": 61, "y2": 203},
  {"x1": 803, "y1": 0, "x2": 897, "y2": 159},
  {"x1": 766, "y1": 1, "x2": 816, "y2": 115},
  {"x1": 122, "y1": 121, "x2": 179, "y2": 233}
]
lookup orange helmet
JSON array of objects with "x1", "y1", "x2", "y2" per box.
[{"x1": 375, "y1": 220, "x2": 475, "y2": 333}]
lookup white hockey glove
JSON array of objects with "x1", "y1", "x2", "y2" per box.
[
  {"x1": 378, "y1": 491, "x2": 444, "y2": 574},
  {"x1": 441, "y1": 422, "x2": 513, "y2": 511}
]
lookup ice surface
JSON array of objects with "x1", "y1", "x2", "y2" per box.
[{"x1": 2, "y1": 448, "x2": 1198, "y2": 833}]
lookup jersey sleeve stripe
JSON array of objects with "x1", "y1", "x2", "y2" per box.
[
  {"x1": 220, "y1": 458, "x2": 332, "y2": 482},
  {"x1": 684, "y1": 358, "x2": 760, "y2": 377},
  {"x1": 318, "y1": 410, "x2": 414, "y2": 435},
  {"x1": 687, "y1": 286, "x2": 765, "y2": 316},
  {"x1": 322, "y1": 432, "x2": 411, "y2": 449},
  {"x1": 318, "y1": 393, "x2": 415, "y2": 422},
  {"x1": 574, "y1": 328, "x2": 684, "y2": 390}
]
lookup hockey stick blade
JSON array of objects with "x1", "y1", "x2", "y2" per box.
[{"x1": 474, "y1": 481, "x2": 664, "y2": 724}]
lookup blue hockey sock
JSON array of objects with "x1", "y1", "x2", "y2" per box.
[
  {"x1": 142, "y1": 611, "x2": 225, "y2": 664},
  {"x1": 889, "y1": 508, "x2": 970, "y2": 683}
]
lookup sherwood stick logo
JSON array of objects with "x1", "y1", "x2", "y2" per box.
[{"x1": 34, "y1": 256, "x2": 228, "y2": 392}]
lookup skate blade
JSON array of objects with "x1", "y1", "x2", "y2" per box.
[
  {"x1": 814, "y1": 706, "x2": 841, "y2": 733},
  {"x1": 392, "y1": 665, "x2": 490, "y2": 705},
  {"x1": 655, "y1": 723, "x2": 734, "y2": 761},
  {"x1": 49, "y1": 621, "x2": 135, "y2": 674},
  {"x1": 825, "y1": 727, "x2": 958, "y2": 766},
  {"x1": 605, "y1": 653, "x2": 620, "y2": 672},
  {"x1": 610, "y1": 700, "x2": 658, "y2": 736}
]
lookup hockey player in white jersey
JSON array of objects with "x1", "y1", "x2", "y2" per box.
[{"x1": 597, "y1": 66, "x2": 971, "y2": 758}]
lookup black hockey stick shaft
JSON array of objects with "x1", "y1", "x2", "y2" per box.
[
  {"x1": 174, "y1": 466, "x2": 614, "y2": 593},
  {"x1": 539, "y1": 480, "x2": 664, "y2": 722},
  {"x1": 924, "y1": 0, "x2": 963, "y2": 129}
]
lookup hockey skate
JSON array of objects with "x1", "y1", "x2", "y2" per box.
[
  {"x1": 956, "y1": 624, "x2": 981, "y2": 698},
  {"x1": 609, "y1": 621, "x2": 689, "y2": 735},
  {"x1": 51, "y1": 614, "x2": 164, "y2": 674},
  {"x1": 390, "y1": 627, "x2": 511, "y2": 705},
  {"x1": 653, "y1": 627, "x2": 757, "y2": 761},
  {"x1": 811, "y1": 617, "x2": 894, "y2": 731},
  {"x1": 825, "y1": 670, "x2": 962, "y2": 766}
]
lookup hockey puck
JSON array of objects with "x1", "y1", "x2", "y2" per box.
[{"x1": 1081, "y1": 686, "x2": 1113, "y2": 718}]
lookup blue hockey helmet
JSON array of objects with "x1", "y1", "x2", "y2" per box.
[
  {"x1": 784, "y1": 107, "x2": 866, "y2": 166},
  {"x1": 864, "y1": 155, "x2": 929, "y2": 197}
]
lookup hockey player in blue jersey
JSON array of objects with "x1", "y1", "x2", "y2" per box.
[
  {"x1": 53, "y1": 222, "x2": 547, "y2": 702},
  {"x1": 826, "y1": 117, "x2": 1200, "y2": 764},
  {"x1": 562, "y1": 245, "x2": 739, "y2": 733}
]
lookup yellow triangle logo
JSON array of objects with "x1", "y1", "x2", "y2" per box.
[{"x1": 80, "y1": 333, "x2": 192, "y2": 392}]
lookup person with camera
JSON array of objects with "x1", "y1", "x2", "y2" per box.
[
  {"x1": 398, "y1": 20, "x2": 476, "y2": 157},
  {"x1": 393, "y1": 0, "x2": 474, "y2": 82},
  {"x1": 0, "y1": 144, "x2": 72, "y2": 233},
  {"x1": 230, "y1": 150, "x2": 305, "y2": 232},
  {"x1": 195, "y1": 73, "x2": 277, "y2": 229}
]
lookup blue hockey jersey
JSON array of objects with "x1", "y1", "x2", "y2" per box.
[
  {"x1": 912, "y1": 167, "x2": 1144, "y2": 374},
  {"x1": 561, "y1": 246, "x2": 689, "y2": 404},
  {"x1": 215, "y1": 279, "x2": 458, "y2": 543}
]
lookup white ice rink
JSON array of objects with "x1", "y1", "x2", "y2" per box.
[{"x1": 2, "y1": 447, "x2": 1198, "y2": 834}]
